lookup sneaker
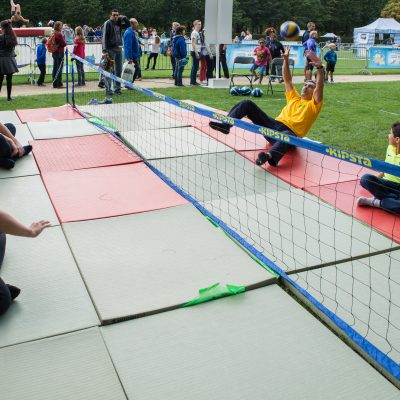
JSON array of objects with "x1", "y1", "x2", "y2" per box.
[
  {"x1": 6, "y1": 284, "x2": 21, "y2": 300},
  {"x1": 209, "y1": 121, "x2": 231, "y2": 134},
  {"x1": 256, "y1": 152, "x2": 269, "y2": 166},
  {"x1": 190, "y1": 82, "x2": 200, "y2": 86}
]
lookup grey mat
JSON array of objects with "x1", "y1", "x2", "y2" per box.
[
  {"x1": 0, "y1": 124, "x2": 39, "y2": 179},
  {"x1": 137, "y1": 101, "x2": 190, "y2": 114},
  {"x1": 0, "y1": 226, "x2": 99, "y2": 348},
  {"x1": 0, "y1": 175, "x2": 59, "y2": 226},
  {"x1": 63, "y1": 204, "x2": 274, "y2": 322},
  {"x1": 123, "y1": 126, "x2": 229, "y2": 160},
  {"x1": 80, "y1": 102, "x2": 143, "y2": 117},
  {"x1": 27, "y1": 119, "x2": 102, "y2": 139},
  {"x1": 204, "y1": 189, "x2": 394, "y2": 271},
  {"x1": 293, "y1": 250, "x2": 400, "y2": 364},
  {"x1": 101, "y1": 285, "x2": 399, "y2": 400},
  {"x1": 0, "y1": 110, "x2": 22, "y2": 125},
  {"x1": 151, "y1": 151, "x2": 291, "y2": 202},
  {"x1": 0, "y1": 328, "x2": 126, "y2": 400}
]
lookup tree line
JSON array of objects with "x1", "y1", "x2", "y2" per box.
[{"x1": 0, "y1": 0, "x2": 393, "y2": 37}]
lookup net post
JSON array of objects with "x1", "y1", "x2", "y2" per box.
[
  {"x1": 65, "y1": 48, "x2": 69, "y2": 104},
  {"x1": 70, "y1": 54, "x2": 76, "y2": 108}
]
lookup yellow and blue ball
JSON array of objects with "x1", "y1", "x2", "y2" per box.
[{"x1": 280, "y1": 21, "x2": 300, "y2": 41}]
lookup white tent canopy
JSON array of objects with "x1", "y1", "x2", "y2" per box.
[{"x1": 354, "y1": 18, "x2": 400, "y2": 45}]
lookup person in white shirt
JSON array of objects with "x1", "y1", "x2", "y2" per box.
[
  {"x1": 146, "y1": 30, "x2": 161, "y2": 70},
  {"x1": 190, "y1": 19, "x2": 202, "y2": 85}
]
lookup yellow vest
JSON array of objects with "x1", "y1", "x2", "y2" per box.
[
  {"x1": 276, "y1": 88, "x2": 323, "y2": 138},
  {"x1": 383, "y1": 145, "x2": 400, "y2": 183}
]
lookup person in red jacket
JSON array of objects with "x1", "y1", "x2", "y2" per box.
[
  {"x1": 52, "y1": 21, "x2": 66, "y2": 88},
  {"x1": 73, "y1": 26, "x2": 86, "y2": 86}
]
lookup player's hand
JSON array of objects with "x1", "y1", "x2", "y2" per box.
[
  {"x1": 283, "y1": 46, "x2": 291, "y2": 59},
  {"x1": 29, "y1": 220, "x2": 51, "y2": 237}
]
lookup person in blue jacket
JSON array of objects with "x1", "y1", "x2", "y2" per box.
[
  {"x1": 36, "y1": 37, "x2": 47, "y2": 86},
  {"x1": 123, "y1": 18, "x2": 141, "y2": 83},
  {"x1": 172, "y1": 25, "x2": 187, "y2": 87},
  {"x1": 323, "y1": 43, "x2": 337, "y2": 83}
]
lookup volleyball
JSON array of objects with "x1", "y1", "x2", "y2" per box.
[
  {"x1": 230, "y1": 86, "x2": 240, "y2": 96},
  {"x1": 240, "y1": 86, "x2": 252, "y2": 96},
  {"x1": 280, "y1": 21, "x2": 300, "y2": 41},
  {"x1": 251, "y1": 88, "x2": 263, "y2": 97}
]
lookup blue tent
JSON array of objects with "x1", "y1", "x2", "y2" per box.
[{"x1": 353, "y1": 18, "x2": 400, "y2": 45}]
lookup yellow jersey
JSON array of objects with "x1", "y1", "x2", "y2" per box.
[
  {"x1": 383, "y1": 145, "x2": 400, "y2": 183},
  {"x1": 276, "y1": 88, "x2": 323, "y2": 138}
]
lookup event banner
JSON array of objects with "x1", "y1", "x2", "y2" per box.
[
  {"x1": 369, "y1": 47, "x2": 400, "y2": 68},
  {"x1": 226, "y1": 44, "x2": 312, "y2": 69}
]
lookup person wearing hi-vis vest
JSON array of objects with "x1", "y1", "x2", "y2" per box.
[
  {"x1": 123, "y1": 18, "x2": 141, "y2": 85},
  {"x1": 209, "y1": 46, "x2": 324, "y2": 167}
]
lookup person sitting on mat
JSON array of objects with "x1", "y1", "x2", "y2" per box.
[
  {"x1": 209, "y1": 46, "x2": 324, "y2": 167},
  {"x1": 358, "y1": 122, "x2": 400, "y2": 215},
  {"x1": 9, "y1": 0, "x2": 29, "y2": 28},
  {"x1": 0, "y1": 122, "x2": 32, "y2": 169},
  {"x1": 0, "y1": 209, "x2": 50, "y2": 316}
]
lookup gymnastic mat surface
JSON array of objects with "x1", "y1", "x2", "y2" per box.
[
  {"x1": 17, "y1": 105, "x2": 83, "y2": 123},
  {"x1": 42, "y1": 163, "x2": 188, "y2": 222},
  {"x1": 101, "y1": 285, "x2": 399, "y2": 400},
  {"x1": 32, "y1": 134, "x2": 141, "y2": 172},
  {"x1": 0, "y1": 226, "x2": 99, "y2": 348},
  {"x1": 63, "y1": 204, "x2": 275, "y2": 323}
]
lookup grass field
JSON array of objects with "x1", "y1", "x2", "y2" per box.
[{"x1": 3, "y1": 80, "x2": 400, "y2": 160}]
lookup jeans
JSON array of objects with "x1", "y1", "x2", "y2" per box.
[
  {"x1": 170, "y1": 54, "x2": 176, "y2": 77},
  {"x1": 0, "y1": 233, "x2": 11, "y2": 317},
  {"x1": 107, "y1": 48, "x2": 123, "y2": 92},
  {"x1": 146, "y1": 53, "x2": 158, "y2": 69},
  {"x1": 0, "y1": 123, "x2": 16, "y2": 161},
  {"x1": 174, "y1": 59, "x2": 184, "y2": 86},
  {"x1": 190, "y1": 51, "x2": 200, "y2": 84},
  {"x1": 228, "y1": 100, "x2": 295, "y2": 166},
  {"x1": 37, "y1": 63, "x2": 46, "y2": 85},
  {"x1": 52, "y1": 52, "x2": 64, "y2": 87},
  {"x1": 75, "y1": 60, "x2": 85, "y2": 85},
  {"x1": 271, "y1": 59, "x2": 283, "y2": 77},
  {"x1": 360, "y1": 174, "x2": 400, "y2": 215},
  {"x1": 219, "y1": 54, "x2": 229, "y2": 78}
]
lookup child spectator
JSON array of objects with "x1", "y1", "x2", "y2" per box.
[
  {"x1": 251, "y1": 38, "x2": 271, "y2": 85},
  {"x1": 98, "y1": 50, "x2": 114, "y2": 95},
  {"x1": 73, "y1": 26, "x2": 86, "y2": 86},
  {"x1": 323, "y1": 43, "x2": 337, "y2": 83},
  {"x1": 358, "y1": 122, "x2": 400, "y2": 215},
  {"x1": 36, "y1": 37, "x2": 47, "y2": 86},
  {"x1": 146, "y1": 33, "x2": 160, "y2": 70},
  {"x1": 172, "y1": 25, "x2": 187, "y2": 87}
]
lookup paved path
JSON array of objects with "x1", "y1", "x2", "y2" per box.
[{"x1": 10, "y1": 74, "x2": 400, "y2": 97}]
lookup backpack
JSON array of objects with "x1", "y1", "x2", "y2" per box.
[{"x1": 46, "y1": 33, "x2": 58, "y2": 53}]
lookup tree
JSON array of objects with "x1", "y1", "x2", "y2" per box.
[
  {"x1": 62, "y1": 0, "x2": 105, "y2": 27},
  {"x1": 381, "y1": 0, "x2": 400, "y2": 20}
]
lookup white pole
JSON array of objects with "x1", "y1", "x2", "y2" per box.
[{"x1": 215, "y1": 0, "x2": 221, "y2": 79}]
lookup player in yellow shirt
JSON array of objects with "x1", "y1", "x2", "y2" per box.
[
  {"x1": 358, "y1": 122, "x2": 400, "y2": 215},
  {"x1": 209, "y1": 47, "x2": 324, "y2": 166}
]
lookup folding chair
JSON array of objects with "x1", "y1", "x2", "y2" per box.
[
  {"x1": 266, "y1": 58, "x2": 294, "y2": 95},
  {"x1": 229, "y1": 56, "x2": 254, "y2": 91}
]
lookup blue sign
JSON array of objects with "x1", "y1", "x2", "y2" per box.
[
  {"x1": 226, "y1": 44, "x2": 319, "y2": 69},
  {"x1": 369, "y1": 47, "x2": 400, "y2": 68}
]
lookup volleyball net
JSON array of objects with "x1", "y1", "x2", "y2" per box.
[{"x1": 68, "y1": 53, "x2": 400, "y2": 383}]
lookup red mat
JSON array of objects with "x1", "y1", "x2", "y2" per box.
[
  {"x1": 32, "y1": 134, "x2": 141, "y2": 172},
  {"x1": 306, "y1": 180, "x2": 400, "y2": 243},
  {"x1": 238, "y1": 147, "x2": 372, "y2": 189},
  {"x1": 42, "y1": 163, "x2": 188, "y2": 223},
  {"x1": 17, "y1": 105, "x2": 83, "y2": 123}
]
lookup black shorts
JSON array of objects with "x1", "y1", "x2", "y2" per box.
[
  {"x1": 305, "y1": 57, "x2": 314, "y2": 71},
  {"x1": 326, "y1": 62, "x2": 335, "y2": 72}
]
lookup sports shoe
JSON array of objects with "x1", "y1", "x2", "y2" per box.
[
  {"x1": 256, "y1": 152, "x2": 269, "y2": 166},
  {"x1": 209, "y1": 121, "x2": 231, "y2": 134}
]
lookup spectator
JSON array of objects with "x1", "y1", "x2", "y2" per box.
[
  {"x1": 169, "y1": 22, "x2": 180, "y2": 79},
  {"x1": 0, "y1": 121, "x2": 32, "y2": 170},
  {"x1": 146, "y1": 33, "x2": 160, "y2": 70},
  {"x1": 98, "y1": 50, "x2": 113, "y2": 94},
  {"x1": 117, "y1": 16, "x2": 130, "y2": 35},
  {"x1": 73, "y1": 26, "x2": 86, "y2": 86},
  {"x1": 323, "y1": 43, "x2": 337, "y2": 83},
  {"x1": 265, "y1": 27, "x2": 277, "y2": 46},
  {"x1": 302, "y1": 22, "x2": 316, "y2": 80},
  {"x1": 51, "y1": 21, "x2": 66, "y2": 89},
  {"x1": 0, "y1": 20, "x2": 18, "y2": 100},
  {"x1": 199, "y1": 29, "x2": 208, "y2": 84},
  {"x1": 0, "y1": 209, "x2": 50, "y2": 317},
  {"x1": 239, "y1": 31, "x2": 246, "y2": 42},
  {"x1": 47, "y1": 19, "x2": 55, "y2": 28},
  {"x1": 251, "y1": 37, "x2": 271, "y2": 84},
  {"x1": 87, "y1": 28, "x2": 95, "y2": 43},
  {"x1": 172, "y1": 25, "x2": 187, "y2": 87},
  {"x1": 83, "y1": 25, "x2": 89, "y2": 37},
  {"x1": 304, "y1": 30, "x2": 318, "y2": 80},
  {"x1": 36, "y1": 37, "x2": 47, "y2": 86},
  {"x1": 268, "y1": 33, "x2": 284, "y2": 82},
  {"x1": 62, "y1": 24, "x2": 74, "y2": 44},
  {"x1": 243, "y1": 30, "x2": 252, "y2": 41},
  {"x1": 123, "y1": 18, "x2": 141, "y2": 84},
  {"x1": 233, "y1": 36, "x2": 240, "y2": 44},
  {"x1": 161, "y1": 32, "x2": 166, "y2": 40},
  {"x1": 102, "y1": 9, "x2": 123, "y2": 95},
  {"x1": 219, "y1": 44, "x2": 229, "y2": 78},
  {"x1": 94, "y1": 26, "x2": 103, "y2": 41},
  {"x1": 190, "y1": 19, "x2": 202, "y2": 86}
]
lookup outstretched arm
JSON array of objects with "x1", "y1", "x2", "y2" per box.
[
  {"x1": 0, "y1": 210, "x2": 51, "y2": 237},
  {"x1": 282, "y1": 46, "x2": 293, "y2": 93},
  {"x1": 308, "y1": 53, "x2": 324, "y2": 104}
]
